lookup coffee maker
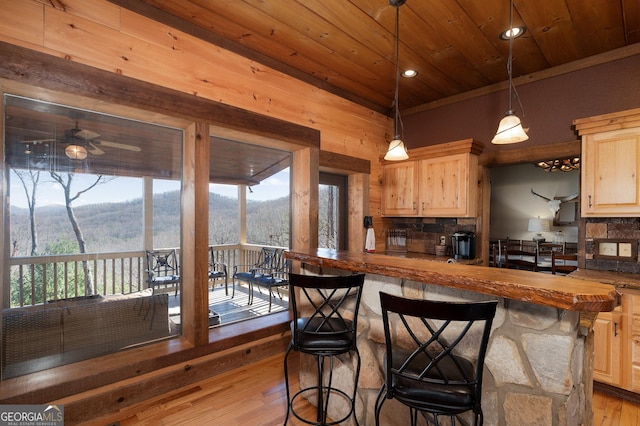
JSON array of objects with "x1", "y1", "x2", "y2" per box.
[{"x1": 452, "y1": 231, "x2": 476, "y2": 260}]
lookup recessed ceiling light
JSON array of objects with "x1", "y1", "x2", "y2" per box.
[
  {"x1": 401, "y1": 69, "x2": 418, "y2": 78},
  {"x1": 500, "y1": 26, "x2": 526, "y2": 40}
]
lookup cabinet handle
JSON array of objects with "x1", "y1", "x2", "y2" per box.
[
  {"x1": 588, "y1": 195, "x2": 592, "y2": 208},
  {"x1": 614, "y1": 322, "x2": 618, "y2": 337}
]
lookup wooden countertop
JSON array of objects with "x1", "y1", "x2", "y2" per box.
[
  {"x1": 286, "y1": 249, "x2": 618, "y2": 313},
  {"x1": 569, "y1": 269, "x2": 640, "y2": 291}
]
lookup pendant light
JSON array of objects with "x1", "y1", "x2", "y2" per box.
[
  {"x1": 384, "y1": 0, "x2": 409, "y2": 161},
  {"x1": 492, "y1": 0, "x2": 529, "y2": 145}
]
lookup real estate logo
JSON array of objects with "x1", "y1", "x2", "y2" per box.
[{"x1": 0, "y1": 405, "x2": 63, "y2": 426}]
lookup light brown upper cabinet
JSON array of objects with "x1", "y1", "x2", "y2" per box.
[
  {"x1": 382, "y1": 160, "x2": 419, "y2": 216},
  {"x1": 382, "y1": 139, "x2": 483, "y2": 218},
  {"x1": 575, "y1": 108, "x2": 640, "y2": 217}
]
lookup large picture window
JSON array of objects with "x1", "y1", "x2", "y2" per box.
[
  {"x1": 206, "y1": 136, "x2": 291, "y2": 327},
  {"x1": 3, "y1": 95, "x2": 183, "y2": 378}
]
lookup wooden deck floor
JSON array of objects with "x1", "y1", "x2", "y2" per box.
[{"x1": 168, "y1": 282, "x2": 289, "y2": 327}]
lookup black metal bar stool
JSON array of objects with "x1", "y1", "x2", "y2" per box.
[
  {"x1": 284, "y1": 273, "x2": 365, "y2": 425},
  {"x1": 375, "y1": 292, "x2": 497, "y2": 426}
]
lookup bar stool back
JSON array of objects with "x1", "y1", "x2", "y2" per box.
[
  {"x1": 375, "y1": 292, "x2": 497, "y2": 426},
  {"x1": 284, "y1": 273, "x2": 365, "y2": 425}
]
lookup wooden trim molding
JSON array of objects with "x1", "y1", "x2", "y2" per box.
[
  {"x1": 405, "y1": 44, "x2": 640, "y2": 116},
  {"x1": 479, "y1": 140, "x2": 581, "y2": 167},
  {"x1": 0, "y1": 41, "x2": 320, "y2": 149},
  {"x1": 320, "y1": 150, "x2": 370, "y2": 174},
  {"x1": 593, "y1": 381, "x2": 640, "y2": 405},
  {"x1": 0, "y1": 312, "x2": 290, "y2": 405}
]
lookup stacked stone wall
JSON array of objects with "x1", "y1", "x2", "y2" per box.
[{"x1": 297, "y1": 271, "x2": 591, "y2": 426}]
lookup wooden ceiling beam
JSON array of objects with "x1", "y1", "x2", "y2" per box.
[{"x1": 479, "y1": 139, "x2": 580, "y2": 167}]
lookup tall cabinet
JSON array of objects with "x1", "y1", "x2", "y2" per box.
[
  {"x1": 381, "y1": 139, "x2": 483, "y2": 218},
  {"x1": 574, "y1": 108, "x2": 640, "y2": 217}
]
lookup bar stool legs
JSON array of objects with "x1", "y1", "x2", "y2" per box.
[
  {"x1": 284, "y1": 346, "x2": 361, "y2": 425},
  {"x1": 282, "y1": 273, "x2": 365, "y2": 426}
]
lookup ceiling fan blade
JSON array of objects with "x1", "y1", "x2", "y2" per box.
[
  {"x1": 99, "y1": 140, "x2": 141, "y2": 152},
  {"x1": 74, "y1": 129, "x2": 100, "y2": 140},
  {"x1": 86, "y1": 142, "x2": 105, "y2": 155}
]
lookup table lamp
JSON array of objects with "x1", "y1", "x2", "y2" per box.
[{"x1": 528, "y1": 217, "x2": 550, "y2": 242}]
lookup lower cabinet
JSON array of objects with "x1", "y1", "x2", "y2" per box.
[
  {"x1": 593, "y1": 309, "x2": 623, "y2": 385},
  {"x1": 630, "y1": 293, "x2": 640, "y2": 392},
  {"x1": 594, "y1": 289, "x2": 640, "y2": 392}
]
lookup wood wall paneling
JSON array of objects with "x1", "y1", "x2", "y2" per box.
[{"x1": 0, "y1": 0, "x2": 386, "y2": 409}]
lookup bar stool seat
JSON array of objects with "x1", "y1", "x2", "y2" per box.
[
  {"x1": 284, "y1": 273, "x2": 365, "y2": 426},
  {"x1": 390, "y1": 348, "x2": 476, "y2": 410},
  {"x1": 375, "y1": 292, "x2": 497, "y2": 426}
]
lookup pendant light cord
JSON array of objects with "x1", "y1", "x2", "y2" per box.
[
  {"x1": 394, "y1": 4, "x2": 401, "y2": 139},
  {"x1": 507, "y1": 0, "x2": 525, "y2": 119},
  {"x1": 507, "y1": 0, "x2": 514, "y2": 113}
]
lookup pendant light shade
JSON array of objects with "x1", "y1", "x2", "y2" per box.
[
  {"x1": 385, "y1": 138, "x2": 409, "y2": 161},
  {"x1": 492, "y1": 0, "x2": 528, "y2": 145},
  {"x1": 491, "y1": 111, "x2": 529, "y2": 144},
  {"x1": 384, "y1": 0, "x2": 409, "y2": 161}
]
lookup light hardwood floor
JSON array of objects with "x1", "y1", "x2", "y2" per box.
[{"x1": 82, "y1": 353, "x2": 639, "y2": 425}]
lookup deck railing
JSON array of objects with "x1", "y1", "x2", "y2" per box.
[{"x1": 7, "y1": 244, "x2": 270, "y2": 308}]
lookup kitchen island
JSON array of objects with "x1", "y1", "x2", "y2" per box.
[{"x1": 285, "y1": 248, "x2": 618, "y2": 426}]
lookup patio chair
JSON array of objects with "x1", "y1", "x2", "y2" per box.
[
  {"x1": 252, "y1": 248, "x2": 290, "y2": 312},
  {"x1": 145, "y1": 249, "x2": 180, "y2": 296},
  {"x1": 232, "y1": 247, "x2": 279, "y2": 305},
  {"x1": 208, "y1": 246, "x2": 229, "y2": 295}
]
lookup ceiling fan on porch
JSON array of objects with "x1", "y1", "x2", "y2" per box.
[
  {"x1": 61, "y1": 123, "x2": 141, "y2": 160},
  {"x1": 19, "y1": 123, "x2": 142, "y2": 162}
]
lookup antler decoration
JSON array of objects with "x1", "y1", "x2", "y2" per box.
[{"x1": 530, "y1": 189, "x2": 578, "y2": 215}]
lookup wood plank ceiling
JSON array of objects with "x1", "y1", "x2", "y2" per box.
[
  {"x1": 128, "y1": 0, "x2": 640, "y2": 114},
  {"x1": 5, "y1": 0, "x2": 639, "y2": 185}
]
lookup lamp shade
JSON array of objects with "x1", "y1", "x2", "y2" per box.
[
  {"x1": 65, "y1": 144, "x2": 88, "y2": 160},
  {"x1": 491, "y1": 113, "x2": 529, "y2": 144},
  {"x1": 528, "y1": 218, "x2": 550, "y2": 233},
  {"x1": 384, "y1": 138, "x2": 409, "y2": 161}
]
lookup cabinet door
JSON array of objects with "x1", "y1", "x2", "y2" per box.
[
  {"x1": 419, "y1": 153, "x2": 476, "y2": 217},
  {"x1": 382, "y1": 161, "x2": 418, "y2": 216},
  {"x1": 629, "y1": 294, "x2": 640, "y2": 392},
  {"x1": 582, "y1": 129, "x2": 640, "y2": 216},
  {"x1": 593, "y1": 311, "x2": 623, "y2": 386}
]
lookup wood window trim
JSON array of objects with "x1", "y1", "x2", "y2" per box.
[
  {"x1": 0, "y1": 42, "x2": 320, "y2": 150},
  {"x1": 0, "y1": 42, "x2": 306, "y2": 406},
  {"x1": 0, "y1": 312, "x2": 290, "y2": 405}
]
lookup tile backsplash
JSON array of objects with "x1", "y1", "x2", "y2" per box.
[
  {"x1": 585, "y1": 218, "x2": 640, "y2": 273},
  {"x1": 386, "y1": 218, "x2": 477, "y2": 255}
]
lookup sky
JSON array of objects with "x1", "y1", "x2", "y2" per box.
[{"x1": 8, "y1": 168, "x2": 290, "y2": 209}]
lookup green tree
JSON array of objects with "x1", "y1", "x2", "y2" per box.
[{"x1": 10, "y1": 239, "x2": 83, "y2": 306}]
